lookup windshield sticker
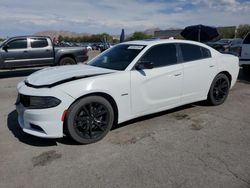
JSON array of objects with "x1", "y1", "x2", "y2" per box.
[{"x1": 128, "y1": 46, "x2": 144, "y2": 50}]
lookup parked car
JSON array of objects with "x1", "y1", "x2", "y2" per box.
[
  {"x1": 229, "y1": 38, "x2": 243, "y2": 46},
  {"x1": 0, "y1": 36, "x2": 88, "y2": 69},
  {"x1": 207, "y1": 38, "x2": 243, "y2": 55},
  {"x1": 228, "y1": 38, "x2": 243, "y2": 56},
  {"x1": 100, "y1": 42, "x2": 111, "y2": 52},
  {"x1": 239, "y1": 32, "x2": 250, "y2": 73},
  {"x1": 207, "y1": 39, "x2": 232, "y2": 52},
  {"x1": 91, "y1": 43, "x2": 100, "y2": 51},
  {"x1": 86, "y1": 45, "x2": 92, "y2": 51},
  {"x1": 16, "y1": 39, "x2": 239, "y2": 144}
]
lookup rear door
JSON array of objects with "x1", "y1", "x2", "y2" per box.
[
  {"x1": 28, "y1": 37, "x2": 54, "y2": 65},
  {"x1": 241, "y1": 32, "x2": 250, "y2": 60},
  {"x1": 1, "y1": 38, "x2": 29, "y2": 68},
  {"x1": 179, "y1": 43, "x2": 217, "y2": 104}
]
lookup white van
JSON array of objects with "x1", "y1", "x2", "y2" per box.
[{"x1": 240, "y1": 31, "x2": 250, "y2": 73}]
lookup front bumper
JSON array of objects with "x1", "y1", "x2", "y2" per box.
[
  {"x1": 16, "y1": 103, "x2": 64, "y2": 138},
  {"x1": 16, "y1": 82, "x2": 75, "y2": 138}
]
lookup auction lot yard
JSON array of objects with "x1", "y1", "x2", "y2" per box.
[{"x1": 0, "y1": 53, "x2": 250, "y2": 188}]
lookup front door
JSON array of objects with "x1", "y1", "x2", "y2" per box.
[
  {"x1": 2, "y1": 38, "x2": 29, "y2": 68},
  {"x1": 130, "y1": 43, "x2": 183, "y2": 115}
]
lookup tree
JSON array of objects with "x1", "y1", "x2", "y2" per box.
[
  {"x1": 174, "y1": 34, "x2": 184, "y2": 39},
  {"x1": 217, "y1": 27, "x2": 235, "y2": 39},
  {"x1": 58, "y1": 35, "x2": 63, "y2": 42},
  {"x1": 236, "y1": 24, "x2": 250, "y2": 39},
  {"x1": 129, "y1": 32, "x2": 152, "y2": 41},
  {"x1": 55, "y1": 33, "x2": 117, "y2": 43}
]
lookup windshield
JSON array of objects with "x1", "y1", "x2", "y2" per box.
[{"x1": 88, "y1": 44, "x2": 145, "y2": 70}]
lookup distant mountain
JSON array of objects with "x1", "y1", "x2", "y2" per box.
[
  {"x1": 34, "y1": 30, "x2": 90, "y2": 39},
  {"x1": 143, "y1": 28, "x2": 161, "y2": 36},
  {"x1": 34, "y1": 28, "x2": 162, "y2": 40},
  {"x1": 116, "y1": 28, "x2": 162, "y2": 39}
]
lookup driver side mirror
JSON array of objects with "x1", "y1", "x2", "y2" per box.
[
  {"x1": 3, "y1": 44, "x2": 9, "y2": 52},
  {"x1": 135, "y1": 61, "x2": 154, "y2": 70}
]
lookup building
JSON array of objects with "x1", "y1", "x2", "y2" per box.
[{"x1": 154, "y1": 29, "x2": 182, "y2": 39}]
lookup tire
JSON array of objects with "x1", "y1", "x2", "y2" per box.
[
  {"x1": 59, "y1": 57, "x2": 76, "y2": 65},
  {"x1": 65, "y1": 96, "x2": 114, "y2": 144},
  {"x1": 207, "y1": 74, "x2": 230, "y2": 106}
]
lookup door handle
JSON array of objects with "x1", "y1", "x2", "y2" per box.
[
  {"x1": 23, "y1": 50, "x2": 28, "y2": 53},
  {"x1": 209, "y1": 65, "x2": 215, "y2": 68},
  {"x1": 174, "y1": 73, "x2": 182, "y2": 76},
  {"x1": 45, "y1": 49, "x2": 51, "y2": 52}
]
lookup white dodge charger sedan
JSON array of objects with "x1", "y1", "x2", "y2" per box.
[{"x1": 16, "y1": 39, "x2": 239, "y2": 144}]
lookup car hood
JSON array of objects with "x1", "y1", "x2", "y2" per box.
[{"x1": 25, "y1": 64, "x2": 116, "y2": 88}]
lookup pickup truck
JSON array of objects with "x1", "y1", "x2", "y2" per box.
[
  {"x1": 0, "y1": 36, "x2": 88, "y2": 69},
  {"x1": 240, "y1": 31, "x2": 250, "y2": 74}
]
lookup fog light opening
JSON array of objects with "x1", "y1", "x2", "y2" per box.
[{"x1": 30, "y1": 124, "x2": 45, "y2": 133}]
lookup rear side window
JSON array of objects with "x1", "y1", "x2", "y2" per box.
[
  {"x1": 8, "y1": 39, "x2": 27, "y2": 49},
  {"x1": 180, "y1": 44, "x2": 211, "y2": 62},
  {"x1": 31, "y1": 38, "x2": 49, "y2": 48},
  {"x1": 201, "y1": 47, "x2": 211, "y2": 58},
  {"x1": 141, "y1": 44, "x2": 177, "y2": 68},
  {"x1": 243, "y1": 32, "x2": 250, "y2": 44}
]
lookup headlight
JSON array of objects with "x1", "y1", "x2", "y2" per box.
[{"x1": 19, "y1": 94, "x2": 61, "y2": 109}]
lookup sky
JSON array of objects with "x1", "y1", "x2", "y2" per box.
[{"x1": 0, "y1": 0, "x2": 250, "y2": 37}]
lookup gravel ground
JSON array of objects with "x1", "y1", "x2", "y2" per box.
[{"x1": 0, "y1": 55, "x2": 250, "y2": 188}]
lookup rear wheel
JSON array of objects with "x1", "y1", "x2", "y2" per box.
[
  {"x1": 59, "y1": 57, "x2": 76, "y2": 65},
  {"x1": 65, "y1": 96, "x2": 114, "y2": 144},
  {"x1": 207, "y1": 74, "x2": 230, "y2": 106}
]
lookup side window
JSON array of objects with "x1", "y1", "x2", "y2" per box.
[
  {"x1": 180, "y1": 44, "x2": 203, "y2": 62},
  {"x1": 8, "y1": 39, "x2": 27, "y2": 49},
  {"x1": 141, "y1": 44, "x2": 177, "y2": 68},
  {"x1": 31, "y1": 38, "x2": 49, "y2": 48},
  {"x1": 201, "y1": 47, "x2": 211, "y2": 58},
  {"x1": 243, "y1": 32, "x2": 250, "y2": 44}
]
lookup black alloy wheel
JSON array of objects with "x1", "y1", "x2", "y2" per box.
[
  {"x1": 66, "y1": 96, "x2": 114, "y2": 144},
  {"x1": 207, "y1": 74, "x2": 230, "y2": 106}
]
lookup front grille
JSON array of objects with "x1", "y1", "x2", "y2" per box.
[{"x1": 20, "y1": 94, "x2": 30, "y2": 107}]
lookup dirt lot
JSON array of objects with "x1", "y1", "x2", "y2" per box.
[{"x1": 0, "y1": 54, "x2": 250, "y2": 188}]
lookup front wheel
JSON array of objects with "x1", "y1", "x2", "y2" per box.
[
  {"x1": 207, "y1": 74, "x2": 230, "y2": 106},
  {"x1": 65, "y1": 96, "x2": 114, "y2": 144}
]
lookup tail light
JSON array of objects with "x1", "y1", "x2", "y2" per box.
[{"x1": 83, "y1": 48, "x2": 88, "y2": 55}]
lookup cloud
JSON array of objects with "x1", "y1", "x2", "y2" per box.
[{"x1": 0, "y1": 0, "x2": 250, "y2": 37}]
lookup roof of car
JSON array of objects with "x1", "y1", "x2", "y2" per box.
[
  {"x1": 121, "y1": 39, "x2": 220, "y2": 56},
  {"x1": 123, "y1": 39, "x2": 210, "y2": 47}
]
